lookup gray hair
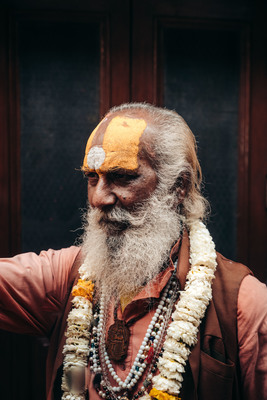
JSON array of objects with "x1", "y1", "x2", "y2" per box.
[{"x1": 107, "y1": 102, "x2": 209, "y2": 222}]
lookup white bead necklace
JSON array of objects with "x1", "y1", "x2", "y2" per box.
[{"x1": 89, "y1": 261, "x2": 179, "y2": 399}]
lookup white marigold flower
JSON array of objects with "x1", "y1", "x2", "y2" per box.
[
  {"x1": 72, "y1": 296, "x2": 92, "y2": 310},
  {"x1": 66, "y1": 337, "x2": 91, "y2": 347},
  {"x1": 172, "y1": 311, "x2": 199, "y2": 325},
  {"x1": 78, "y1": 262, "x2": 95, "y2": 281},
  {"x1": 67, "y1": 310, "x2": 91, "y2": 326},
  {"x1": 163, "y1": 337, "x2": 193, "y2": 356},
  {"x1": 176, "y1": 297, "x2": 207, "y2": 316},
  {"x1": 158, "y1": 357, "x2": 185, "y2": 374},
  {"x1": 152, "y1": 375, "x2": 182, "y2": 395},
  {"x1": 161, "y1": 368, "x2": 184, "y2": 382},
  {"x1": 163, "y1": 346, "x2": 191, "y2": 361},
  {"x1": 172, "y1": 307, "x2": 203, "y2": 322},
  {"x1": 67, "y1": 309, "x2": 87, "y2": 320},
  {"x1": 167, "y1": 321, "x2": 199, "y2": 346},
  {"x1": 62, "y1": 393, "x2": 84, "y2": 400},
  {"x1": 182, "y1": 284, "x2": 212, "y2": 301},
  {"x1": 66, "y1": 326, "x2": 91, "y2": 340},
  {"x1": 63, "y1": 353, "x2": 87, "y2": 365},
  {"x1": 163, "y1": 337, "x2": 182, "y2": 352}
]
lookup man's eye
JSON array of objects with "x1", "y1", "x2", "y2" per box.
[
  {"x1": 87, "y1": 173, "x2": 99, "y2": 185},
  {"x1": 110, "y1": 173, "x2": 138, "y2": 183}
]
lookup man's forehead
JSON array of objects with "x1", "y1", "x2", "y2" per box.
[{"x1": 82, "y1": 115, "x2": 147, "y2": 172}]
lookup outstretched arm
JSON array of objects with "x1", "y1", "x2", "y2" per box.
[{"x1": 0, "y1": 246, "x2": 80, "y2": 336}]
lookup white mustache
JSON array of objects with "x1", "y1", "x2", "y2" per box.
[{"x1": 94, "y1": 205, "x2": 149, "y2": 229}]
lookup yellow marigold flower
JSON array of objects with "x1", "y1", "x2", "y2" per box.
[
  {"x1": 72, "y1": 279, "x2": 94, "y2": 301},
  {"x1": 149, "y1": 388, "x2": 181, "y2": 400}
]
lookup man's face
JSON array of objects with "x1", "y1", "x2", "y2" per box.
[
  {"x1": 82, "y1": 113, "x2": 183, "y2": 300},
  {"x1": 83, "y1": 113, "x2": 158, "y2": 222}
]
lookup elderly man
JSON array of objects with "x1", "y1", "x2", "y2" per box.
[{"x1": 0, "y1": 103, "x2": 267, "y2": 400}]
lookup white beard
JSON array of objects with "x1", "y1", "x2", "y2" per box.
[{"x1": 81, "y1": 190, "x2": 183, "y2": 303}]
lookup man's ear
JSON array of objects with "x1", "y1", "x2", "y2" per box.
[{"x1": 174, "y1": 174, "x2": 189, "y2": 205}]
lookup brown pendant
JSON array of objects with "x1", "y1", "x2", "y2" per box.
[{"x1": 106, "y1": 319, "x2": 130, "y2": 362}]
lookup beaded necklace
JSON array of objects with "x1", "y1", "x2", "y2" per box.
[
  {"x1": 62, "y1": 220, "x2": 217, "y2": 400},
  {"x1": 89, "y1": 259, "x2": 179, "y2": 399}
]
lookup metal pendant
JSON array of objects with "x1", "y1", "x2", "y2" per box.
[{"x1": 106, "y1": 319, "x2": 130, "y2": 362}]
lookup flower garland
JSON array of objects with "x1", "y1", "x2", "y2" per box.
[
  {"x1": 61, "y1": 280, "x2": 95, "y2": 399},
  {"x1": 146, "y1": 220, "x2": 217, "y2": 399},
  {"x1": 61, "y1": 220, "x2": 217, "y2": 400}
]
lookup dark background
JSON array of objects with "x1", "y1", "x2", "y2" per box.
[{"x1": 0, "y1": 0, "x2": 266, "y2": 399}]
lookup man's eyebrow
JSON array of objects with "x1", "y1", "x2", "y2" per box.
[
  {"x1": 107, "y1": 167, "x2": 139, "y2": 175},
  {"x1": 83, "y1": 169, "x2": 96, "y2": 176}
]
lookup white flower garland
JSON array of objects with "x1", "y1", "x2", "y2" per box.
[
  {"x1": 147, "y1": 220, "x2": 217, "y2": 399},
  {"x1": 62, "y1": 220, "x2": 217, "y2": 400}
]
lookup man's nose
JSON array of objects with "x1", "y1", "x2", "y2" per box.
[{"x1": 89, "y1": 177, "x2": 117, "y2": 209}]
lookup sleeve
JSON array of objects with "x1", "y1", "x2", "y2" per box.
[
  {"x1": 0, "y1": 246, "x2": 80, "y2": 336},
  {"x1": 237, "y1": 274, "x2": 267, "y2": 400}
]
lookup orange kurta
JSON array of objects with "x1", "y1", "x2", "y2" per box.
[{"x1": 0, "y1": 240, "x2": 266, "y2": 399}]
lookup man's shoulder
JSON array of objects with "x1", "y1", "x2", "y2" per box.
[
  {"x1": 214, "y1": 252, "x2": 252, "y2": 290},
  {"x1": 238, "y1": 274, "x2": 267, "y2": 328},
  {"x1": 210, "y1": 252, "x2": 253, "y2": 336},
  {"x1": 211, "y1": 252, "x2": 267, "y2": 334},
  {"x1": 216, "y1": 252, "x2": 252, "y2": 274},
  {"x1": 214, "y1": 253, "x2": 267, "y2": 310}
]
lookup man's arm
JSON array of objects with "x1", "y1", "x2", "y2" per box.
[
  {"x1": 0, "y1": 246, "x2": 80, "y2": 336},
  {"x1": 238, "y1": 274, "x2": 267, "y2": 400}
]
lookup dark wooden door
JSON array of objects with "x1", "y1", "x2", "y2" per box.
[
  {"x1": 131, "y1": 0, "x2": 267, "y2": 281},
  {"x1": 0, "y1": 1, "x2": 131, "y2": 258},
  {"x1": 0, "y1": 1, "x2": 266, "y2": 400},
  {"x1": 0, "y1": 2, "x2": 130, "y2": 399},
  {"x1": 1, "y1": 0, "x2": 266, "y2": 277}
]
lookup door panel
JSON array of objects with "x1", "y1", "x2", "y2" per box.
[
  {"x1": 18, "y1": 18, "x2": 101, "y2": 253},
  {"x1": 2, "y1": 2, "x2": 130, "y2": 257},
  {"x1": 132, "y1": 0, "x2": 266, "y2": 280},
  {"x1": 160, "y1": 23, "x2": 243, "y2": 261},
  {"x1": 0, "y1": 4, "x2": 130, "y2": 400}
]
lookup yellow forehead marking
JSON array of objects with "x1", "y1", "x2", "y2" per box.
[
  {"x1": 83, "y1": 116, "x2": 147, "y2": 172},
  {"x1": 101, "y1": 116, "x2": 147, "y2": 171}
]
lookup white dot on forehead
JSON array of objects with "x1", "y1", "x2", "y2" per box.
[{"x1": 87, "y1": 146, "x2": 106, "y2": 170}]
